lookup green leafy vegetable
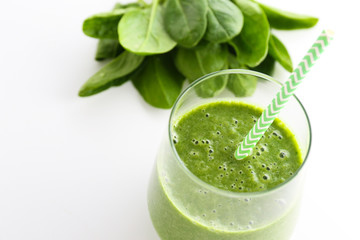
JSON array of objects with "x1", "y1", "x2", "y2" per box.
[
  {"x1": 80, "y1": 0, "x2": 318, "y2": 108},
  {"x1": 268, "y1": 34, "x2": 293, "y2": 72},
  {"x1": 175, "y1": 42, "x2": 228, "y2": 97},
  {"x1": 230, "y1": 0, "x2": 270, "y2": 67},
  {"x1": 95, "y1": 39, "x2": 123, "y2": 61},
  {"x1": 132, "y1": 54, "x2": 184, "y2": 109},
  {"x1": 79, "y1": 51, "x2": 145, "y2": 97},
  {"x1": 252, "y1": 54, "x2": 276, "y2": 76},
  {"x1": 227, "y1": 54, "x2": 257, "y2": 97},
  {"x1": 83, "y1": 8, "x2": 133, "y2": 39},
  {"x1": 164, "y1": 0, "x2": 208, "y2": 48},
  {"x1": 118, "y1": 1, "x2": 176, "y2": 55},
  {"x1": 204, "y1": 0, "x2": 244, "y2": 43},
  {"x1": 258, "y1": 3, "x2": 318, "y2": 30}
]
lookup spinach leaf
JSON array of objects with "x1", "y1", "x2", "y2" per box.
[
  {"x1": 163, "y1": 0, "x2": 208, "y2": 48},
  {"x1": 95, "y1": 39, "x2": 123, "y2": 61},
  {"x1": 268, "y1": 34, "x2": 293, "y2": 72},
  {"x1": 230, "y1": 0, "x2": 270, "y2": 67},
  {"x1": 118, "y1": 1, "x2": 176, "y2": 55},
  {"x1": 227, "y1": 54, "x2": 257, "y2": 97},
  {"x1": 132, "y1": 54, "x2": 184, "y2": 109},
  {"x1": 175, "y1": 42, "x2": 228, "y2": 97},
  {"x1": 193, "y1": 65, "x2": 228, "y2": 98},
  {"x1": 251, "y1": 54, "x2": 275, "y2": 76},
  {"x1": 79, "y1": 51, "x2": 145, "y2": 97},
  {"x1": 80, "y1": 0, "x2": 318, "y2": 107},
  {"x1": 258, "y1": 3, "x2": 318, "y2": 30},
  {"x1": 83, "y1": 8, "x2": 134, "y2": 39},
  {"x1": 204, "y1": 0, "x2": 244, "y2": 43}
]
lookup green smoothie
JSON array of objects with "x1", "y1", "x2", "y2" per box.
[
  {"x1": 173, "y1": 101, "x2": 302, "y2": 193},
  {"x1": 148, "y1": 101, "x2": 303, "y2": 240}
]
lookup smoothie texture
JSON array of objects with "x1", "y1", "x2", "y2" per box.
[
  {"x1": 173, "y1": 101, "x2": 302, "y2": 193},
  {"x1": 148, "y1": 101, "x2": 304, "y2": 240}
]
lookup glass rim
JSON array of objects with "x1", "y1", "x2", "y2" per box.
[{"x1": 168, "y1": 69, "x2": 312, "y2": 198}]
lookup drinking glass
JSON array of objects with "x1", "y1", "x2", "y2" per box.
[{"x1": 147, "y1": 69, "x2": 311, "y2": 240}]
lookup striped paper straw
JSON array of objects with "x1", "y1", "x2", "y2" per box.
[{"x1": 234, "y1": 30, "x2": 334, "y2": 160}]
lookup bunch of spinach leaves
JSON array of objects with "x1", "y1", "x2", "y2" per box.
[{"x1": 80, "y1": 0, "x2": 318, "y2": 109}]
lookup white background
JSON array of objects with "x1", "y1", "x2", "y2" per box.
[{"x1": 0, "y1": 0, "x2": 359, "y2": 239}]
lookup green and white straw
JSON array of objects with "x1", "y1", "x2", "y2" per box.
[{"x1": 234, "y1": 30, "x2": 334, "y2": 160}]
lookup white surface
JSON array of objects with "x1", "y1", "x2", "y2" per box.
[{"x1": 0, "y1": 0, "x2": 359, "y2": 239}]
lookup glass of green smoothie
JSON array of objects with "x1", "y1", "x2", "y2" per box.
[{"x1": 148, "y1": 69, "x2": 311, "y2": 240}]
